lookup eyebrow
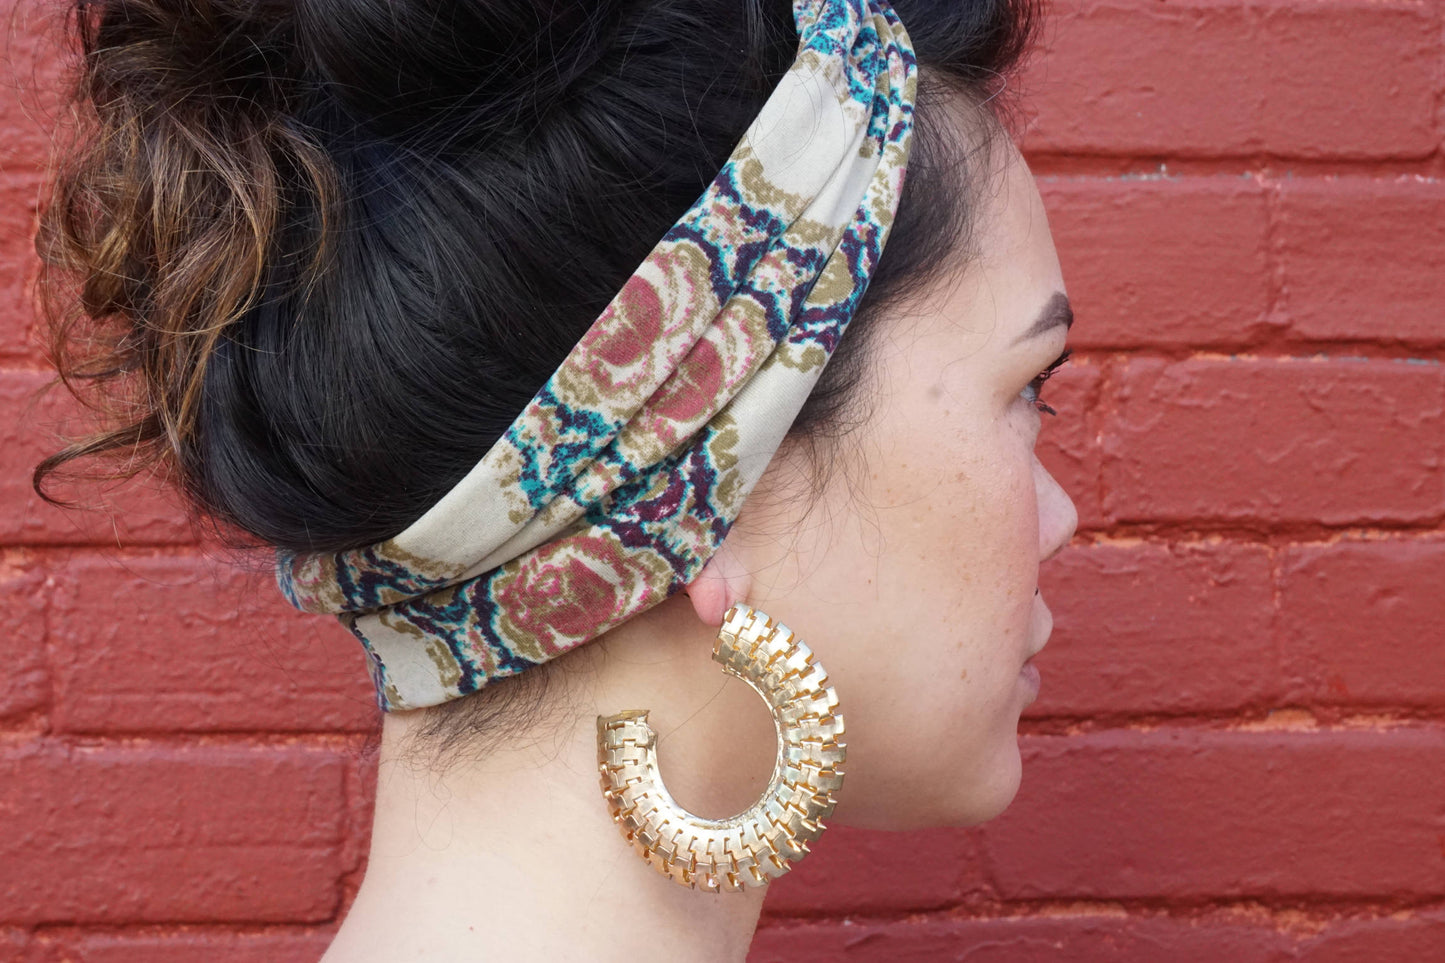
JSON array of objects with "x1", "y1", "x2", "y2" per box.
[{"x1": 1012, "y1": 291, "x2": 1073, "y2": 346}]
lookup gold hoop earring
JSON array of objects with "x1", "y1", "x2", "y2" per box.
[{"x1": 596, "y1": 604, "x2": 845, "y2": 893}]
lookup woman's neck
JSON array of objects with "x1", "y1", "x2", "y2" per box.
[{"x1": 323, "y1": 598, "x2": 778, "y2": 962}]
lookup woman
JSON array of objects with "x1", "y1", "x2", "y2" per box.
[{"x1": 35, "y1": 0, "x2": 1074, "y2": 958}]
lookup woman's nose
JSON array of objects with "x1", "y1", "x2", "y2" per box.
[{"x1": 1035, "y1": 456, "x2": 1078, "y2": 561}]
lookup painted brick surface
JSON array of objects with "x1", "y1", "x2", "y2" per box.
[
  {"x1": 761, "y1": 826, "x2": 987, "y2": 917},
  {"x1": 0, "y1": 172, "x2": 44, "y2": 365},
  {"x1": 1, "y1": 931, "x2": 27, "y2": 962},
  {"x1": 0, "y1": 744, "x2": 347, "y2": 924},
  {"x1": 1021, "y1": 0, "x2": 1439, "y2": 159},
  {"x1": 1103, "y1": 358, "x2": 1445, "y2": 525},
  {"x1": 1039, "y1": 177, "x2": 1273, "y2": 349},
  {"x1": 0, "y1": 3, "x2": 64, "y2": 172},
  {"x1": 978, "y1": 729, "x2": 1445, "y2": 900},
  {"x1": 1292, "y1": 909, "x2": 1445, "y2": 962},
  {"x1": 0, "y1": 371, "x2": 195, "y2": 545},
  {"x1": 749, "y1": 911, "x2": 1445, "y2": 963},
  {"x1": 1277, "y1": 178, "x2": 1445, "y2": 346},
  {"x1": 4, "y1": 0, "x2": 1442, "y2": 957},
  {"x1": 31, "y1": 931, "x2": 334, "y2": 963},
  {"x1": 48, "y1": 553, "x2": 378, "y2": 733},
  {"x1": 0, "y1": 566, "x2": 48, "y2": 721},
  {"x1": 1279, "y1": 537, "x2": 1445, "y2": 709},
  {"x1": 750, "y1": 916, "x2": 1292, "y2": 963},
  {"x1": 1030, "y1": 540, "x2": 1277, "y2": 716}
]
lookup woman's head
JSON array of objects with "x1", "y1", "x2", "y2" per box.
[
  {"x1": 34, "y1": 0, "x2": 1055, "y2": 824},
  {"x1": 685, "y1": 136, "x2": 1077, "y2": 828}
]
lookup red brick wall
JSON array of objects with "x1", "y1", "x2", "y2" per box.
[{"x1": 3, "y1": 0, "x2": 1442, "y2": 959}]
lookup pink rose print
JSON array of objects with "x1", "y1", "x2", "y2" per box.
[
  {"x1": 589, "y1": 274, "x2": 663, "y2": 371},
  {"x1": 652, "y1": 337, "x2": 723, "y2": 427},
  {"x1": 493, "y1": 535, "x2": 668, "y2": 656}
]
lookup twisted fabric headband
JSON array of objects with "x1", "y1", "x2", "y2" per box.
[{"x1": 276, "y1": 0, "x2": 919, "y2": 711}]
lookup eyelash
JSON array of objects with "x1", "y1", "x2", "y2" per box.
[{"x1": 1021, "y1": 348, "x2": 1072, "y2": 417}]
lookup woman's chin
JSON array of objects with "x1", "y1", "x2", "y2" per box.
[
  {"x1": 949, "y1": 741, "x2": 1025, "y2": 827},
  {"x1": 851, "y1": 742, "x2": 1025, "y2": 831}
]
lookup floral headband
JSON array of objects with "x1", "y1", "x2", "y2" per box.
[{"x1": 275, "y1": 0, "x2": 918, "y2": 711}]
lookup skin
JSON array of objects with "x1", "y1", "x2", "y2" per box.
[{"x1": 323, "y1": 139, "x2": 1077, "y2": 962}]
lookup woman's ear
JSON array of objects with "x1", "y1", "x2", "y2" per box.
[{"x1": 683, "y1": 541, "x2": 753, "y2": 626}]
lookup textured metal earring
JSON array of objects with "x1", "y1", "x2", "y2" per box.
[{"x1": 597, "y1": 604, "x2": 846, "y2": 893}]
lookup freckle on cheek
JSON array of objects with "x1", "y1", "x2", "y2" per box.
[{"x1": 959, "y1": 668, "x2": 968, "y2": 681}]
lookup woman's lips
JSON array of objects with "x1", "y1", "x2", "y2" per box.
[
  {"x1": 1026, "y1": 594, "x2": 1053, "y2": 660},
  {"x1": 1020, "y1": 593, "x2": 1050, "y2": 702}
]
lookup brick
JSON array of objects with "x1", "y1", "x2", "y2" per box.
[
  {"x1": 49, "y1": 553, "x2": 378, "y2": 733},
  {"x1": 749, "y1": 916, "x2": 1290, "y2": 963},
  {"x1": 750, "y1": 913, "x2": 1445, "y2": 962},
  {"x1": 1, "y1": 931, "x2": 28, "y2": 962},
  {"x1": 339, "y1": 751, "x2": 378, "y2": 902},
  {"x1": 1035, "y1": 363, "x2": 1104, "y2": 530},
  {"x1": 761, "y1": 825, "x2": 986, "y2": 916},
  {"x1": 1277, "y1": 178, "x2": 1445, "y2": 346},
  {"x1": 1039, "y1": 177, "x2": 1272, "y2": 349},
  {"x1": 37, "y1": 930, "x2": 333, "y2": 963},
  {"x1": 0, "y1": 370, "x2": 195, "y2": 544},
  {"x1": 1020, "y1": 0, "x2": 1437, "y2": 159},
  {"x1": 1102, "y1": 358, "x2": 1444, "y2": 525},
  {"x1": 0, "y1": 2, "x2": 67, "y2": 171},
  {"x1": 1294, "y1": 909, "x2": 1445, "y2": 962},
  {"x1": 0, "y1": 172, "x2": 44, "y2": 364},
  {"x1": 978, "y1": 728, "x2": 1445, "y2": 900},
  {"x1": 0, "y1": 743, "x2": 346, "y2": 924},
  {"x1": 0, "y1": 567, "x2": 47, "y2": 721},
  {"x1": 1029, "y1": 540, "x2": 1276, "y2": 716},
  {"x1": 1279, "y1": 538, "x2": 1445, "y2": 708}
]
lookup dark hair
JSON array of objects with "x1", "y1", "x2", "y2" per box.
[{"x1": 33, "y1": 0, "x2": 1040, "y2": 754}]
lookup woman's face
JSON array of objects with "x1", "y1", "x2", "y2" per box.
[{"x1": 727, "y1": 141, "x2": 1077, "y2": 829}]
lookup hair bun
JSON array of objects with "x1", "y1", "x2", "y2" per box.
[
  {"x1": 295, "y1": 0, "x2": 626, "y2": 142},
  {"x1": 85, "y1": 1, "x2": 304, "y2": 114}
]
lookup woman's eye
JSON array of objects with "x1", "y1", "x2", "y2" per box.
[{"x1": 1021, "y1": 348, "x2": 1072, "y2": 417}]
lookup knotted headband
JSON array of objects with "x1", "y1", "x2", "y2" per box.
[{"x1": 276, "y1": 0, "x2": 918, "y2": 711}]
